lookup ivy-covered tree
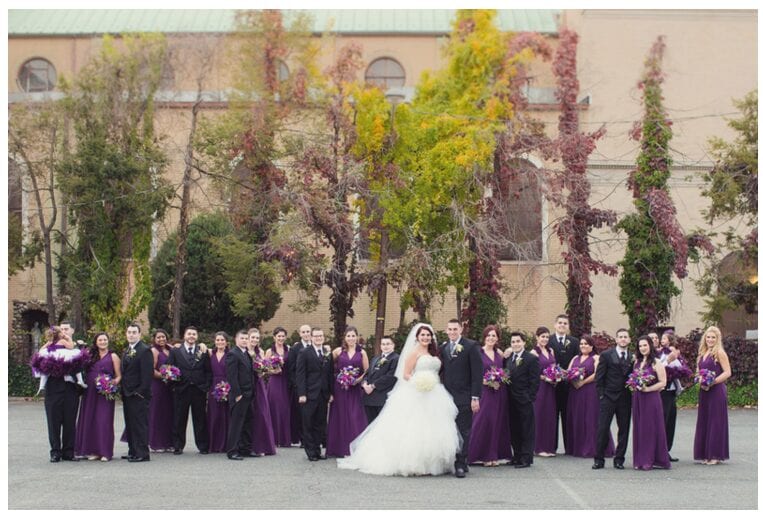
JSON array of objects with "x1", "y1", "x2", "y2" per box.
[
  {"x1": 57, "y1": 33, "x2": 173, "y2": 336},
  {"x1": 617, "y1": 36, "x2": 689, "y2": 336},
  {"x1": 696, "y1": 89, "x2": 757, "y2": 323}
]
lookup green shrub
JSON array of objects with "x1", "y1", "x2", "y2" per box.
[{"x1": 9, "y1": 354, "x2": 37, "y2": 397}]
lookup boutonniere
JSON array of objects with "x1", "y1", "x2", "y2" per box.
[
  {"x1": 127, "y1": 347, "x2": 136, "y2": 358},
  {"x1": 564, "y1": 338, "x2": 570, "y2": 349},
  {"x1": 378, "y1": 357, "x2": 388, "y2": 366},
  {"x1": 516, "y1": 357, "x2": 523, "y2": 367},
  {"x1": 630, "y1": 354, "x2": 636, "y2": 363},
  {"x1": 453, "y1": 343, "x2": 463, "y2": 355},
  {"x1": 195, "y1": 349, "x2": 203, "y2": 360}
]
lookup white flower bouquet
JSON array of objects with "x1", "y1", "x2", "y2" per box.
[{"x1": 412, "y1": 370, "x2": 438, "y2": 392}]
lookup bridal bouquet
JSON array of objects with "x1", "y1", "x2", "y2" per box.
[
  {"x1": 412, "y1": 370, "x2": 438, "y2": 392},
  {"x1": 542, "y1": 364, "x2": 565, "y2": 384},
  {"x1": 694, "y1": 369, "x2": 717, "y2": 388},
  {"x1": 625, "y1": 369, "x2": 656, "y2": 392},
  {"x1": 337, "y1": 366, "x2": 361, "y2": 390},
  {"x1": 159, "y1": 364, "x2": 181, "y2": 383},
  {"x1": 565, "y1": 366, "x2": 585, "y2": 382},
  {"x1": 483, "y1": 367, "x2": 509, "y2": 390},
  {"x1": 94, "y1": 374, "x2": 120, "y2": 400},
  {"x1": 212, "y1": 381, "x2": 231, "y2": 402}
]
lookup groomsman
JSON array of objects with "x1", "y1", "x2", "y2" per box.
[
  {"x1": 225, "y1": 330, "x2": 255, "y2": 460},
  {"x1": 287, "y1": 324, "x2": 312, "y2": 446},
  {"x1": 505, "y1": 332, "x2": 541, "y2": 468},
  {"x1": 593, "y1": 328, "x2": 633, "y2": 470},
  {"x1": 439, "y1": 319, "x2": 482, "y2": 478},
  {"x1": 121, "y1": 323, "x2": 153, "y2": 462},
  {"x1": 361, "y1": 336, "x2": 399, "y2": 423},
  {"x1": 296, "y1": 327, "x2": 333, "y2": 461},
  {"x1": 548, "y1": 314, "x2": 580, "y2": 452},
  {"x1": 167, "y1": 326, "x2": 212, "y2": 455}
]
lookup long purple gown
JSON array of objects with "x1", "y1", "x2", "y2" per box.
[
  {"x1": 148, "y1": 347, "x2": 174, "y2": 451},
  {"x1": 250, "y1": 349, "x2": 276, "y2": 455},
  {"x1": 631, "y1": 362, "x2": 671, "y2": 470},
  {"x1": 75, "y1": 352, "x2": 116, "y2": 459},
  {"x1": 326, "y1": 346, "x2": 368, "y2": 457},
  {"x1": 267, "y1": 347, "x2": 291, "y2": 447},
  {"x1": 693, "y1": 354, "x2": 730, "y2": 461},
  {"x1": 534, "y1": 347, "x2": 557, "y2": 455},
  {"x1": 565, "y1": 355, "x2": 614, "y2": 458},
  {"x1": 207, "y1": 350, "x2": 230, "y2": 453},
  {"x1": 467, "y1": 348, "x2": 511, "y2": 464}
]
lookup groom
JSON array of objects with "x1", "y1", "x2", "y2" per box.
[{"x1": 439, "y1": 319, "x2": 482, "y2": 478}]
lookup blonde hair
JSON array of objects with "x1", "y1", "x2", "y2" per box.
[{"x1": 698, "y1": 326, "x2": 724, "y2": 364}]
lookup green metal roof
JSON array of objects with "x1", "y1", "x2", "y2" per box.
[{"x1": 9, "y1": 9, "x2": 559, "y2": 36}]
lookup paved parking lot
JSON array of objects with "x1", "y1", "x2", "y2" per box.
[{"x1": 7, "y1": 400, "x2": 757, "y2": 509}]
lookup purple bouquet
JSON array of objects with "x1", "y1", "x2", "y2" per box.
[
  {"x1": 694, "y1": 369, "x2": 717, "y2": 388},
  {"x1": 542, "y1": 364, "x2": 565, "y2": 384},
  {"x1": 565, "y1": 366, "x2": 586, "y2": 382},
  {"x1": 94, "y1": 374, "x2": 120, "y2": 400},
  {"x1": 337, "y1": 366, "x2": 361, "y2": 390},
  {"x1": 483, "y1": 367, "x2": 509, "y2": 390},
  {"x1": 212, "y1": 381, "x2": 231, "y2": 402},
  {"x1": 625, "y1": 369, "x2": 656, "y2": 392},
  {"x1": 159, "y1": 364, "x2": 181, "y2": 383}
]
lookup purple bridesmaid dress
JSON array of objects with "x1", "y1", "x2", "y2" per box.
[
  {"x1": 467, "y1": 348, "x2": 512, "y2": 464},
  {"x1": 206, "y1": 350, "x2": 230, "y2": 453},
  {"x1": 534, "y1": 347, "x2": 557, "y2": 455},
  {"x1": 631, "y1": 362, "x2": 671, "y2": 470},
  {"x1": 250, "y1": 349, "x2": 276, "y2": 455},
  {"x1": 693, "y1": 354, "x2": 730, "y2": 461},
  {"x1": 148, "y1": 347, "x2": 174, "y2": 451},
  {"x1": 565, "y1": 355, "x2": 614, "y2": 458},
  {"x1": 75, "y1": 352, "x2": 116, "y2": 459},
  {"x1": 326, "y1": 346, "x2": 368, "y2": 457},
  {"x1": 266, "y1": 347, "x2": 291, "y2": 447}
]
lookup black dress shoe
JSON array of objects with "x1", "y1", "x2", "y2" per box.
[
  {"x1": 507, "y1": 459, "x2": 518, "y2": 466},
  {"x1": 227, "y1": 454, "x2": 243, "y2": 461},
  {"x1": 308, "y1": 456, "x2": 319, "y2": 462},
  {"x1": 613, "y1": 462, "x2": 624, "y2": 470},
  {"x1": 240, "y1": 451, "x2": 258, "y2": 458},
  {"x1": 62, "y1": 456, "x2": 80, "y2": 462},
  {"x1": 669, "y1": 455, "x2": 679, "y2": 462},
  {"x1": 199, "y1": 450, "x2": 209, "y2": 455},
  {"x1": 455, "y1": 467, "x2": 466, "y2": 478},
  {"x1": 121, "y1": 455, "x2": 135, "y2": 460},
  {"x1": 463, "y1": 465, "x2": 470, "y2": 473},
  {"x1": 128, "y1": 456, "x2": 150, "y2": 462},
  {"x1": 173, "y1": 449, "x2": 183, "y2": 455},
  {"x1": 592, "y1": 462, "x2": 604, "y2": 470},
  {"x1": 50, "y1": 456, "x2": 61, "y2": 463},
  {"x1": 514, "y1": 462, "x2": 531, "y2": 469}
]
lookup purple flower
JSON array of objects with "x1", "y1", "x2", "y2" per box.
[
  {"x1": 94, "y1": 374, "x2": 120, "y2": 400},
  {"x1": 337, "y1": 366, "x2": 361, "y2": 390},
  {"x1": 482, "y1": 367, "x2": 508, "y2": 390},
  {"x1": 212, "y1": 381, "x2": 231, "y2": 402},
  {"x1": 565, "y1": 366, "x2": 586, "y2": 382},
  {"x1": 694, "y1": 369, "x2": 717, "y2": 388},
  {"x1": 159, "y1": 364, "x2": 181, "y2": 383},
  {"x1": 542, "y1": 364, "x2": 565, "y2": 384},
  {"x1": 625, "y1": 369, "x2": 656, "y2": 392}
]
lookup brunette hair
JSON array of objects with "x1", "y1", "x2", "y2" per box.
[
  {"x1": 88, "y1": 332, "x2": 111, "y2": 367},
  {"x1": 416, "y1": 324, "x2": 439, "y2": 357},
  {"x1": 579, "y1": 334, "x2": 596, "y2": 355},
  {"x1": 482, "y1": 325, "x2": 501, "y2": 346},
  {"x1": 152, "y1": 328, "x2": 169, "y2": 349},
  {"x1": 342, "y1": 326, "x2": 360, "y2": 352},
  {"x1": 635, "y1": 335, "x2": 658, "y2": 366}
]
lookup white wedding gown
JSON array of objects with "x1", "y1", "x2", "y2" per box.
[{"x1": 337, "y1": 354, "x2": 461, "y2": 476}]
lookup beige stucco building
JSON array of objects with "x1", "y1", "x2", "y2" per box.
[{"x1": 7, "y1": 9, "x2": 757, "y2": 349}]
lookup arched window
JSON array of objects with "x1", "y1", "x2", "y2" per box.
[
  {"x1": 18, "y1": 58, "x2": 57, "y2": 92},
  {"x1": 365, "y1": 57, "x2": 405, "y2": 88},
  {"x1": 494, "y1": 159, "x2": 543, "y2": 262}
]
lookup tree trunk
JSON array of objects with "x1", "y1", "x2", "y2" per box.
[{"x1": 372, "y1": 225, "x2": 389, "y2": 356}]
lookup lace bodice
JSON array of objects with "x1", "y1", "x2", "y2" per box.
[{"x1": 414, "y1": 354, "x2": 441, "y2": 373}]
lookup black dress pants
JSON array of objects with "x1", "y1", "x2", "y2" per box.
[
  {"x1": 173, "y1": 385, "x2": 209, "y2": 452},
  {"x1": 226, "y1": 394, "x2": 253, "y2": 456},
  {"x1": 123, "y1": 393, "x2": 150, "y2": 459},
  {"x1": 44, "y1": 377, "x2": 79, "y2": 459},
  {"x1": 301, "y1": 397, "x2": 328, "y2": 459},
  {"x1": 660, "y1": 389, "x2": 677, "y2": 451},
  {"x1": 508, "y1": 397, "x2": 535, "y2": 465},
  {"x1": 595, "y1": 393, "x2": 631, "y2": 463}
]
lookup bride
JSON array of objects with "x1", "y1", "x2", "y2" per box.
[{"x1": 337, "y1": 323, "x2": 461, "y2": 476}]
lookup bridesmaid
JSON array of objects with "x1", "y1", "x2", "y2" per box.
[
  {"x1": 326, "y1": 326, "x2": 369, "y2": 458},
  {"x1": 206, "y1": 331, "x2": 230, "y2": 453},
  {"x1": 75, "y1": 332, "x2": 121, "y2": 461},
  {"x1": 531, "y1": 326, "x2": 557, "y2": 457},
  {"x1": 693, "y1": 326, "x2": 731, "y2": 465},
  {"x1": 467, "y1": 325, "x2": 511, "y2": 466},
  {"x1": 631, "y1": 335, "x2": 670, "y2": 470},
  {"x1": 248, "y1": 328, "x2": 276, "y2": 456},
  {"x1": 565, "y1": 336, "x2": 614, "y2": 458},
  {"x1": 265, "y1": 327, "x2": 291, "y2": 447},
  {"x1": 148, "y1": 329, "x2": 174, "y2": 453}
]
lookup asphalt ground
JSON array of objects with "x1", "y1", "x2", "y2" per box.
[{"x1": 6, "y1": 399, "x2": 758, "y2": 510}]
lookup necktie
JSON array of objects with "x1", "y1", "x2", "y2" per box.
[
  {"x1": 512, "y1": 353, "x2": 518, "y2": 364},
  {"x1": 449, "y1": 341, "x2": 456, "y2": 355},
  {"x1": 620, "y1": 351, "x2": 626, "y2": 362},
  {"x1": 316, "y1": 347, "x2": 323, "y2": 357}
]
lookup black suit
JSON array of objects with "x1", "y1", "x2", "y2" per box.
[
  {"x1": 505, "y1": 350, "x2": 541, "y2": 465},
  {"x1": 439, "y1": 337, "x2": 482, "y2": 469},
  {"x1": 121, "y1": 341, "x2": 153, "y2": 459},
  {"x1": 296, "y1": 345, "x2": 333, "y2": 460},
  {"x1": 594, "y1": 347, "x2": 633, "y2": 465},
  {"x1": 41, "y1": 346, "x2": 81, "y2": 460},
  {"x1": 167, "y1": 344, "x2": 212, "y2": 452},
  {"x1": 362, "y1": 352, "x2": 399, "y2": 423},
  {"x1": 225, "y1": 346, "x2": 255, "y2": 456},
  {"x1": 548, "y1": 334, "x2": 580, "y2": 451},
  {"x1": 286, "y1": 341, "x2": 309, "y2": 445}
]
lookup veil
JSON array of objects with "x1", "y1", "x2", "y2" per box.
[{"x1": 393, "y1": 322, "x2": 435, "y2": 382}]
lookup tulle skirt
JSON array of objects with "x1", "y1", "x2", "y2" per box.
[{"x1": 337, "y1": 379, "x2": 461, "y2": 476}]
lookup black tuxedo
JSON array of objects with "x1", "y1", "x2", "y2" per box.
[
  {"x1": 362, "y1": 351, "x2": 399, "y2": 423},
  {"x1": 505, "y1": 350, "x2": 541, "y2": 465},
  {"x1": 296, "y1": 345, "x2": 333, "y2": 460},
  {"x1": 121, "y1": 341, "x2": 153, "y2": 459},
  {"x1": 286, "y1": 341, "x2": 309, "y2": 444},
  {"x1": 225, "y1": 346, "x2": 255, "y2": 456},
  {"x1": 548, "y1": 334, "x2": 580, "y2": 451},
  {"x1": 167, "y1": 344, "x2": 212, "y2": 452},
  {"x1": 439, "y1": 336, "x2": 482, "y2": 469},
  {"x1": 41, "y1": 347, "x2": 81, "y2": 460},
  {"x1": 594, "y1": 347, "x2": 633, "y2": 464}
]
